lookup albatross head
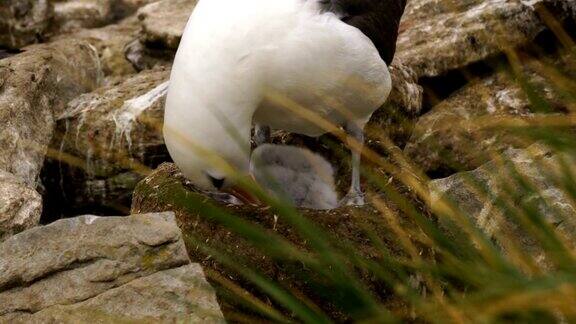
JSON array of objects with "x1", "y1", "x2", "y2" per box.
[
  {"x1": 163, "y1": 115, "x2": 252, "y2": 191},
  {"x1": 162, "y1": 10, "x2": 263, "y2": 202},
  {"x1": 162, "y1": 78, "x2": 259, "y2": 203}
]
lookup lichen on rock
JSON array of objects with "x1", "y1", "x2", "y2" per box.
[
  {"x1": 430, "y1": 144, "x2": 576, "y2": 269},
  {"x1": 0, "y1": 0, "x2": 54, "y2": 49},
  {"x1": 0, "y1": 38, "x2": 103, "y2": 236},
  {"x1": 42, "y1": 68, "x2": 169, "y2": 218},
  {"x1": 137, "y1": 0, "x2": 198, "y2": 50},
  {"x1": 405, "y1": 51, "x2": 576, "y2": 174},
  {"x1": 396, "y1": 0, "x2": 575, "y2": 78},
  {"x1": 0, "y1": 212, "x2": 225, "y2": 323},
  {"x1": 0, "y1": 171, "x2": 42, "y2": 242}
]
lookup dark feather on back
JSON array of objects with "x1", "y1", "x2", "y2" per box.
[{"x1": 321, "y1": 0, "x2": 407, "y2": 65}]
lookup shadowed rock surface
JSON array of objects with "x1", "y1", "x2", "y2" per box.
[
  {"x1": 430, "y1": 144, "x2": 576, "y2": 269},
  {"x1": 405, "y1": 51, "x2": 576, "y2": 174},
  {"x1": 0, "y1": 39, "x2": 102, "y2": 185},
  {"x1": 42, "y1": 68, "x2": 169, "y2": 219},
  {"x1": 0, "y1": 212, "x2": 225, "y2": 323},
  {"x1": 0, "y1": 0, "x2": 53, "y2": 49},
  {"x1": 0, "y1": 38, "x2": 102, "y2": 237}
]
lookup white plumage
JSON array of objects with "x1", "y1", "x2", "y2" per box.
[{"x1": 164, "y1": 0, "x2": 392, "y2": 205}]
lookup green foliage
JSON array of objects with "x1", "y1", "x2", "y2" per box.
[{"x1": 149, "y1": 38, "x2": 576, "y2": 323}]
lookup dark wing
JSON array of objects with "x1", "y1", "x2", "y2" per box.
[{"x1": 321, "y1": 0, "x2": 407, "y2": 65}]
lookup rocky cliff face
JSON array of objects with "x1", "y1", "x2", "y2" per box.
[
  {"x1": 0, "y1": 0, "x2": 53, "y2": 49},
  {"x1": 0, "y1": 0, "x2": 575, "y2": 321},
  {"x1": 405, "y1": 52, "x2": 576, "y2": 173},
  {"x1": 22, "y1": 0, "x2": 570, "y2": 221},
  {"x1": 0, "y1": 38, "x2": 102, "y2": 238},
  {"x1": 0, "y1": 212, "x2": 225, "y2": 323}
]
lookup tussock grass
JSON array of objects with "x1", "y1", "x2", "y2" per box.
[
  {"x1": 46, "y1": 9, "x2": 576, "y2": 323},
  {"x1": 164, "y1": 15, "x2": 576, "y2": 322}
]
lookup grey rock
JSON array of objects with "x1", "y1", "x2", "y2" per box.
[
  {"x1": 0, "y1": 0, "x2": 53, "y2": 48},
  {"x1": 51, "y1": 0, "x2": 161, "y2": 34},
  {"x1": 53, "y1": 0, "x2": 115, "y2": 32},
  {"x1": 0, "y1": 38, "x2": 102, "y2": 237},
  {"x1": 0, "y1": 212, "x2": 225, "y2": 323},
  {"x1": 11, "y1": 265, "x2": 226, "y2": 323},
  {"x1": 405, "y1": 52, "x2": 575, "y2": 174},
  {"x1": 52, "y1": 16, "x2": 143, "y2": 77},
  {"x1": 1, "y1": 22, "x2": 149, "y2": 235},
  {"x1": 44, "y1": 68, "x2": 170, "y2": 216},
  {"x1": 0, "y1": 171, "x2": 42, "y2": 242},
  {"x1": 396, "y1": 0, "x2": 575, "y2": 78},
  {"x1": 137, "y1": 0, "x2": 198, "y2": 50},
  {"x1": 386, "y1": 64, "x2": 424, "y2": 117},
  {"x1": 430, "y1": 144, "x2": 576, "y2": 268},
  {"x1": 0, "y1": 38, "x2": 102, "y2": 186},
  {"x1": 370, "y1": 63, "x2": 423, "y2": 147}
]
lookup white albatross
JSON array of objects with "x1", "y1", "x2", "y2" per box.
[{"x1": 164, "y1": 0, "x2": 407, "y2": 206}]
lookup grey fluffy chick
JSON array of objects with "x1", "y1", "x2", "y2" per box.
[{"x1": 251, "y1": 144, "x2": 338, "y2": 210}]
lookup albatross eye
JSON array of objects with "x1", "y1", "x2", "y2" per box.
[{"x1": 207, "y1": 174, "x2": 225, "y2": 190}]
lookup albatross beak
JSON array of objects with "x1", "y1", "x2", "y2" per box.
[
  {"x1": 223, "y1": 175, "x2": 261, "y2": 206},
  {"x1": 224, "y1": 186, "x2": 261, "y2": 205}
]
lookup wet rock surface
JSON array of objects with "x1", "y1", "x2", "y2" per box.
[
  {"x1": 43, "y1": 68, "x2": 169, "y2": 219},
  {"x1": 0, "y1": 38, "x2": 102, "y2": 234},
  {"x1": 0, "y1": 39, "x2": 102, "y2": 186},
  {"x1": 0, "y1": 0, "x2": 53, "y2": 49},
  {"x1": 0, "y1": 212, "x2": 225, "y2": 323}
]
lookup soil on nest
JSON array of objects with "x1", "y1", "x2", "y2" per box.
[{"x1": 131, "y1": 162, "x2": 434, "y2": 322}]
